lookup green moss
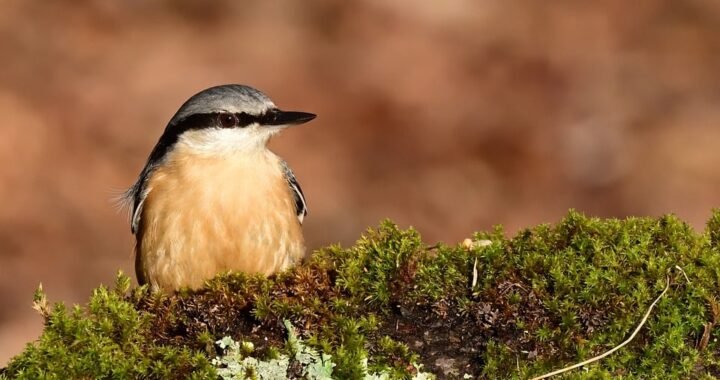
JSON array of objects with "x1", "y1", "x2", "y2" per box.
[
  {"x1": 5, "y1": 276, "x2": 215, "y2": 379},
  {"x1": 5, "y1": 211, "x2": 720, "y2": 379}
]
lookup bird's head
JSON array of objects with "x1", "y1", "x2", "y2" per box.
[{"x1": 158, "y1": 84, "x2": 315, "y2": 156}]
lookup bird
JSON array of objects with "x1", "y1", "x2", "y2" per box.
[{"x1": 124, "y1": 84, "x2": 315, "y2": 291}]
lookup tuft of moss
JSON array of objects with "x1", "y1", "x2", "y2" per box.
[
  {"x1": 4, "y1": 211, "x2": 720, "y2": 379},
  {"x1": 5, "y1": 276, "x2": 215, "y2": 379}
]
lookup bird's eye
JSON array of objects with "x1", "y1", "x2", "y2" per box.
[{"x1": 218, "y1": 113, "x2": 239, "y2": 128}]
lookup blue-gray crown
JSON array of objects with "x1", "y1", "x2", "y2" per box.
[{"x1": 169, "y1": 84, "x2": 276, "y2": 126}]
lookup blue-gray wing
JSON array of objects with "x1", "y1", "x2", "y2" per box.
[{"x1": 281, "y1": 161, "x2": 308, "y2": 224}]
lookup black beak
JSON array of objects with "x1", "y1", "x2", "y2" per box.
[{"x1": 264, "y1": 109, "x2": 316, "y2": 126}]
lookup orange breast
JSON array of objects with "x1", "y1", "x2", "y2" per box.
[{"x1": 136, "y1": 148, "x2": 305, "y2": 291}]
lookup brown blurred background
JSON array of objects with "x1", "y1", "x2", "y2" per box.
[{"x1": 1, "y1": 0, "x2": 719, "y2": 365}]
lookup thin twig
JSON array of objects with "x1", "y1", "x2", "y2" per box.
[
  {"x1": 472, "y1": 257, "x2": 478, "y2": 289},
  {"x1": 530, "y1": 276, "x2": 671, "y2": 380},
  {"x1": 675, "y1": 265, "x2": 690, "y2": 284}
]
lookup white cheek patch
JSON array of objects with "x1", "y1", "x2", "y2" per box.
[{"x1": 177, "y1": 126, "x2": 279, "y2": 155}]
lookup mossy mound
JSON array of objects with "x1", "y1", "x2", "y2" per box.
[{"x1": 4, "y1": 211, "x2": 720, "y2": 379}]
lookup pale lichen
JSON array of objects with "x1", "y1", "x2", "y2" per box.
[{"x1": 212, "y1": 320, "x2": 434, "y2": 380}]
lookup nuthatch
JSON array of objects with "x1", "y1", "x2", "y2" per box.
[{"x1": 125, "y1": 84, "x2": 315, "y2": 291}]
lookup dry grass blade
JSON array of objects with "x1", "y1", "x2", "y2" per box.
[{"x1": 531, "y1": 276, "x2": 671, "y2": 380}]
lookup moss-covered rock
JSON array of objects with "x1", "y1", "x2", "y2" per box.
[{"x1": 4, "y1": 211, "x2": 720, "y2": 379}]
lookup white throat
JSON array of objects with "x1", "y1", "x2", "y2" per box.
[{"x1": 176, "y1": 126, "x2": 281, "y2": 156}]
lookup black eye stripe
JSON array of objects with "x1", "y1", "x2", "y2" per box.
[
  {"x1": 257, "y1": 109, "x2": 278, "y2": 125},
  {"x1": 212, "y1": 110, "x2": 278, "y2": 128},
  {"x1": 174, "y1": 109, "x2": 284, "y2": 130},
  {"x1": 236, "y1": 112, "x2": 256, "y2": 126}
]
